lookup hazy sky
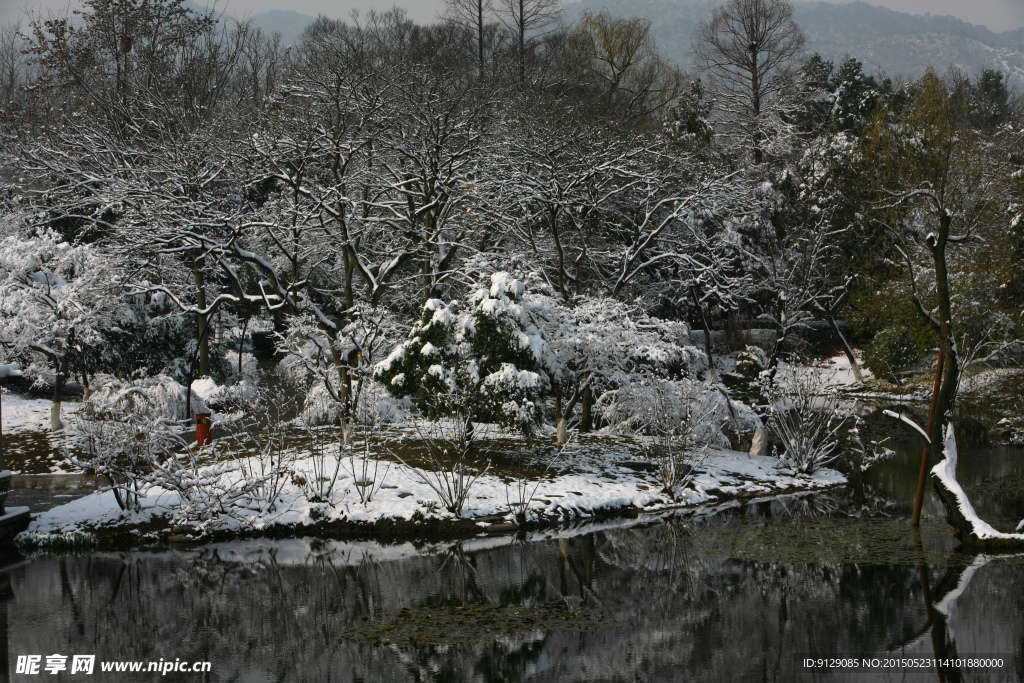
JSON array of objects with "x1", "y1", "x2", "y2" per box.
[{"x1": 3, "y1": 0, "x2": 1024, "y2": 32}]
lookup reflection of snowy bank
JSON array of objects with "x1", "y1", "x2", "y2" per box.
[{"x1": 19, "y1": 433, "x2": 844, "y2": 548}]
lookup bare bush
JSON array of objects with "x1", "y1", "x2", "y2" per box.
[
  {"x1": 505, "y1": 438, "x2": 574, "y2": 522},
  {"x1": 766, "y1": 366, "x2": 846, "y2": 474},
  {"x1": 606, "y1": 379, "x2": 717, "y2": 500},
  {"x1": 298, "y1": 389, "x2": 392, "y2": 505},
  {"x1": 66, "y1": 389, "x2": 188, "y2": 511},
  {"x1": 344, "y1": 423, "x2": 392, "y2": 505},
  {"x1": 389, "y1": 391, "x2": 490, "y2": 516},
  {"x1": 299, "y1": 423, "x2": 345, "y2": 504},
  {"x1": 220, "y1": 392, "x2": 299, "y2": 514},
  {"x1": 225, "y1": 425, "x2": 293, "y2": 513}
]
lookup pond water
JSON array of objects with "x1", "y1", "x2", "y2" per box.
[{"x1": 2, "y1": 438, "x2": 1023, "y2": 682}]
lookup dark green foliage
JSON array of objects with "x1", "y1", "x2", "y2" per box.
[
  {"x1": 82, "y1": 304, "x2": 231, "y2": 384},
  {"x1": 862, "y1": 326, "x2": 929, "y2": 383},
  {"x1": 374, "y1": 276, "x2": 553, "y2": 433},
  {"x1": 664, "y1": 79, "x2": 714, "y2": 150},
  {"x1": 795, "y1": 54, "x2": 885, "y2": 135},
  {"x1": 374, "y1": 300, "x2": 461, "y2": 418},
  {"x1": 467, "y1": 305, "x2": 539, "y2": 380},
  {"x1": 968, "y1": 68, "x2": 1011, "y2": 132}
]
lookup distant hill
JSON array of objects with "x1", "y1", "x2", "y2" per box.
[
  {"x1": 565, "y1": 0, "x2": 1024, "y2": 86},
  {"x1": 179, "y1": 2, "x2": 315, "y2": 47},
  {"x1": 796, "y1": 2, "x2": 1024, "y2": 84},
  {"x1": 199, "y1": 1, "x2": 1024, "y2": 87},
  {"x1": 242, "y1": 9, "x2": 315, "y2": 47}
]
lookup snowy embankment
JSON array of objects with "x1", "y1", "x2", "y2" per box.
[{"x1": 20, "y1": 437, "x2": 844, "y2": 546}]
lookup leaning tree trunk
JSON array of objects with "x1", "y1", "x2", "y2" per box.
[
  {"x1": 922, "y1": 214, "x2": 1024, "y2": 549},
  {"x1": 555, "y1": 379, "x2": 591, "y2": 445},
  {"x1": 826, "y1": 313, "x2": 863, "y2": 383},
  {"x1": 930, "y1": 425, "x2": 1024, "y2": 550}
]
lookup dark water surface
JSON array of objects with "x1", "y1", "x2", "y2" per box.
[{"x1": 2, "y1": 439, "x2": 1024, "y2": 682}]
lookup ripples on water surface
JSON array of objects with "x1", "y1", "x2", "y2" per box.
[{"x1": 2, "y1": 439, "x2": 1023, "y2": 682}]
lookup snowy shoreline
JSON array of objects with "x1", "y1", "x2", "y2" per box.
[{"x1": 17, "y1": 438, "x2": 845, "y2": 551}]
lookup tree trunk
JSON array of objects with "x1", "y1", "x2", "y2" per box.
[
  {"x1": 340, "y1": 364, "x2": 353, "y2": 445},
  {"x1": 326, "y1": 328, "x2": 354, "y2": 445},
  {"x1": 477, "y1": 0, "x2": 485, "y2": 80},
  {"x1": 518, "y1": 0, "x2": 525, "y2": 83},
  {"x1": 51, "y1": 356, "x2": 67, "y2": 431},
  {"x1": 930, "y1": 425, "x2": 1024, "y2": 550},
  {"x1": 926, "y1": 215, "x2": 958, "y2": 455},
  {"x1": 749, "y1": 427, "x2": 768, "y2": 456},
  {"x1": 193, "y1": 252, "x2": 210, "y2": 378},
  {"x1": 692, "y1": 287, "x2": 745, "y2": 448},
  {"x1": 750, "y1": 46, "x2": 763, "y2": 164},
  {"x1": 826, "y1": 314, "x2": 863, "y2": 383},
  {"x1": 422, "y1": 258, "x2": 432, "y2": 305},
  {"x1": 239, "y1": 310, "x2": 251, "y2": 375},
  {"x1": 580, "y1": 386, "x2": 593, "y2": 433},
  {"x1": 556, "y1": 416, "x2": 567, "y2": 445},
  {"x1": 78, "y1": 348, "x2": 91, "y2": 400},
  {"x1": 763, "y1": 325, "x2": 786, "y2": 397},
  {"x1": 919, "y1": 213, "x2": 1020, "y2": 548}
]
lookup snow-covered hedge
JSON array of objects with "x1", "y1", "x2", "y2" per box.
[
  {"x1": 84, "y1": 374, "x2": 209, "y2": 420},
  {"x1": 191, "y1": 353, "x2": 259, "y2": 408},
  {"x1": 302, "y1": 379, "x2": 410, "y2": 426},
  {"x1": 598, "y1": 378, "x2": 760, "y2": 448}
]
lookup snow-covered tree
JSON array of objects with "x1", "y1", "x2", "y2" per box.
[
  {"x1": 528, "y1": 292, "x2": 708, "y2": 443},
  {"x1": 691, "y1": 0, "x2": 806, "y2": 164},
  {"x1": 494, "y1": 119, "x2": 647, "y2": 303},
  {"x1": 0, "y1": 231, "x2": 127, "y2": 429},
  {"x1": 375, "y1": 272, "x2": 555, "y2": 434}
]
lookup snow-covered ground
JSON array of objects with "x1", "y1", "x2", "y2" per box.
[
  {"x1": 958, "y1": 367, "x2": 1021, "y2": 395},
  {"x1": 813, "y1": 351, "x2": 873, "y2": 386},
  {"x1": 1, "y1": 391, "x2": 80, "y2": 433},
  {"x1": 21, "y1": 435, "x2": 845, "y2": 542}
]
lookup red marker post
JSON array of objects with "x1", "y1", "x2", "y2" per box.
[{"x1": 195, "y1": 413, "x2": 212, "y2": 446}]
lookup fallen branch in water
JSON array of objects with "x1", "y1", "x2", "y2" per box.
[{"x1": 930, "y1": 424, "x2": 1024, "y2": 550}]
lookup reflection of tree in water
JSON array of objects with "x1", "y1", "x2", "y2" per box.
[
  {"x1": 597, "y1": 516, "x2": 705, "y2": 603},
  {"x1": 432, "y1": 542, "x2": 487, "y2": 606},
  {"x1": 740, "y1": 487, "x2": 899, "y2": 521},
  {"x1": 766, "y1": 492, "x2": 844, "y2": 519},
  {"x1": 495, "y1": 536, "x2": 558, "y2": 608},
  {"x1": 5, "y1": 528, "x2": 1024, "y2": 682}
]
